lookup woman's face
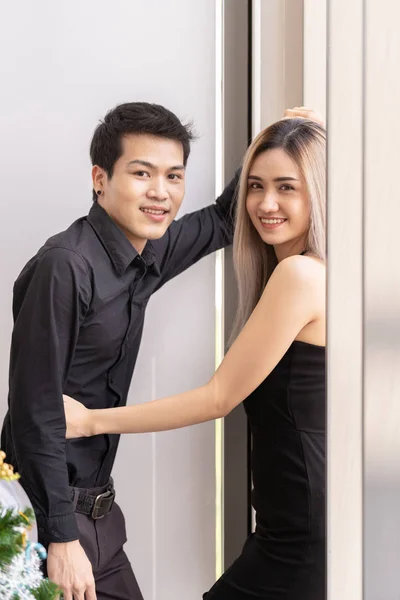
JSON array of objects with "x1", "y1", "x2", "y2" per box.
[{"x1": 246, "y1": 148, "x2": 310, "y2": 257}]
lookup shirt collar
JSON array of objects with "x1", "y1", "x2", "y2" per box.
[{"x1": 87, "y1": 202, "x2": 156, "y2": 275}]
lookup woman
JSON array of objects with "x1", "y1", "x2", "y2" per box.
[{"x1": 64, "y1": 116, "x2": 326, "y2": 599}]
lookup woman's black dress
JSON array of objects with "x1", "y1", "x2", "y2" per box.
[{"x1": 204, "y1": 341, "x2": 326, "y2": 599}]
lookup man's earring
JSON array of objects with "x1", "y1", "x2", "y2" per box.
[{"x1": 97, "y1": 189, "x2": 102, "y2": 196}]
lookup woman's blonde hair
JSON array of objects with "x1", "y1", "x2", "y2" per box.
[{"x1": 230, "y1": 118, "x2": 326, "y2": 342}]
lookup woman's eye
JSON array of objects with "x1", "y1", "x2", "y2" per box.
[
  {"x1": 280, "y1": 184, "x2": 295, "y2": 191},
  {"x1": 249, "y1": 182, "x2": 262, "y2": 190}
]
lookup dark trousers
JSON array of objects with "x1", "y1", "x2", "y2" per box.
[{"x1": 43, "y1": 482, "x2": 143, "y2": 600}]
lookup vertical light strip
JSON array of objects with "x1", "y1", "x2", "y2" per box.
[
  {"x1": 214, "y1": 0, "x2": 225, "y2": 581},
  {"x1": 252, "y1": 0, "x2": 261, "y2": 136},
  {"x1": 326, "y1": 0, "x2": 364, "y2": 597},
  {"x1": 151, "y1": 358, "x2": 157, "y2": 600},
  {"x1": 250, "y1": 0, "x2": 262, "y2": 535},
  {"x1": 361, "y1": 3, "x2": 366, "y2": 598}
]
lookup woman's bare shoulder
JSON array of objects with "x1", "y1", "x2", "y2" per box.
[{"x1": 271, "y1": 254, "x2": 325, "y2": 289}]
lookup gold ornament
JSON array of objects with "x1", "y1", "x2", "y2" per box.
[{"x1": 0, "y1": 450, "x2": 20, "y2": 481}]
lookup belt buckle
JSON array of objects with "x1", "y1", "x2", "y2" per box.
[{"x1": 91, "y1": 490, "x2": 114, "y2": 520}]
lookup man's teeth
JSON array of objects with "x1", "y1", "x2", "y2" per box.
[
  {"x1": 260, "y1": 218, "x2": 286, "y2": 224},
  {"x1": 141, "y1": 208, "x2": 166, "y2": 215}
]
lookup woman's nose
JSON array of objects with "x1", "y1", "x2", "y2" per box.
[{"x1": 261, "y1": 192, "x2": 279, "y2": 212}]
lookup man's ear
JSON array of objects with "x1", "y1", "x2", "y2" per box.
[{"x1": 92, "y1": 165, "x2": 106, "y2": 194}]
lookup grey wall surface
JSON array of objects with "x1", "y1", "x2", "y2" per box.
[
  {"x1": 222, "y1": 0, "x2": 250, "y2": 570},
  {"x1": 0, "y1": 2, "x2": 219, "y2": 598}
]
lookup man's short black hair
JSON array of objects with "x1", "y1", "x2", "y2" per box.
[{"x1": 90, "y1": 102, "x2": 195, "y2": 201}]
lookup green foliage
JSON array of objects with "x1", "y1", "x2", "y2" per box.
[
  {"x1": 0, "y1": 508, "x2": 29, "y2": 566},
  {"x1": 0, "y1": 505, "x2": 60, "y2": 599},
  {"x1": 30, "y1": 580, "x2": 60, "y2": 600}
]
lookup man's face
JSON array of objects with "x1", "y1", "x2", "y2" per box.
[{"x1": 94, "y1": 134, "x2": 186, "y2": 253}]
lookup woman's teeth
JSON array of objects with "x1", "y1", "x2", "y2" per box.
[{"x1": 260, "y1": 218, "x2": 286, "y2": 224}]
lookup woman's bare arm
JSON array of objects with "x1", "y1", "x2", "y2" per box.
[{"x1": 64, "y1": 255, "x2": 325, "y2": 438}]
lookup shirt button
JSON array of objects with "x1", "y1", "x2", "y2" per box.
[{"x1": 135, "y1": 256, "x2": 146, "y2": 271}]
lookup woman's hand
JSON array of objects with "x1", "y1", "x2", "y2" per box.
[
  {"x1": 63, "y1": 395, "x2": 94, "y2": 439},
  {"x1": 283, "y1": 106, "x2": 325, "y2": 127}
]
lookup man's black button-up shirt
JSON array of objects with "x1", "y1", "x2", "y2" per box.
[{"x1": 1, "y1": 177, "x2": 237, "y2": 545}]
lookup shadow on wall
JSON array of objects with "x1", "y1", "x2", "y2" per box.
[{"x1": 364, "y1": 476, "x2": 400, "y2": 600}]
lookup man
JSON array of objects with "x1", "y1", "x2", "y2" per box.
[
  {"x1": 1, "y1": 102, "x2": 320, "y2": 599},
  {"x1": 1, "y1": 101, "x2": 237, "y2": 600}
]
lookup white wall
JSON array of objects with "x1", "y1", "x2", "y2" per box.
[
  {"x1": 323, "y1": 0, "x2": 400, "y2": 598},
  {"x1": 253, "y1": 0, "x2": 304, "y2": 134},
  {"x1": 0, "y1": 2, "x2": 218, "y2": 598},
  {"x1": 303, "y1": 0, "x2": 327, "y2": 120},
  {"x1": 363, "y1": 1, "x2": 400, "y2": 598}
]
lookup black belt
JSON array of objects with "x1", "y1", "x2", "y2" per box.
[{"x1": 70, "y1": 478, "x2": 115, "y2": 520}]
